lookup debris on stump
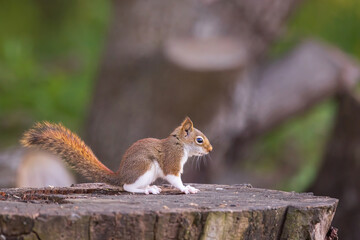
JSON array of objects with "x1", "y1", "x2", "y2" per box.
[{"x1": 0, "y1": 183, "x2": 338, "y2": 240}]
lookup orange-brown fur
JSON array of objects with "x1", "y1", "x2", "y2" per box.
[
  {"x1": 20, "y1": 117, "x2": 212, "y2": 186},
  {"x1": 20, "y1": 122, "x2": 119, "y2": 184},
  {"x1": 160, "y1": 136, "x2": 185, "y2": 176},
  {"x1": 116, "y1": 138, "x2": 161, "y2": 184}
]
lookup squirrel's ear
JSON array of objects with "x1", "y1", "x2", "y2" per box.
[{"x1": 181, "y1": 117, "x2": 193, "y2": 135}]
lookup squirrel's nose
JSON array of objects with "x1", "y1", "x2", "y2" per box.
[{"x1": 208, "y1": 145, "x2": 213, "y2": 152}]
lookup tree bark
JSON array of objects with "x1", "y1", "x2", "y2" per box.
[
  {"x1": 309, "y1": 93, "x2": 360, "y2": 240},
  {"x1": 0, "y1": 183, "x2": 337, "y2": 240}
]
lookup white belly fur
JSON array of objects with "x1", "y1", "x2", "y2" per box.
[
  {"x1": 123, "y1": 161, "x2": 164, "y2": 192},
  {"x1": 124, "y1": 149, "x2": 189, "y2": 192}
]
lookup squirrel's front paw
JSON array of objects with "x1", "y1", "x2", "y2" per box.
[{"x1": 182, "y1": 185, "x2": 199, "y2": 194}]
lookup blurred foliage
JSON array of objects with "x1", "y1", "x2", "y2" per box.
[
  {"x1": 271, "y1": 0, "x2": 360, "y2": 57},
  {"x1": 250, "y1": 0, "x2": 360, "y2": 191},
  {"x1": 244, "y1": 101, "x2": 335, "y2": 191},
  {"x1": 0, "y1": 0, "x2": 110, "y2": 148},
  {"x1": 0, "y1": 0, "x2": 359, "y2": 191}
]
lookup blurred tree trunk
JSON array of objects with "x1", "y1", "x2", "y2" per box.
[
  {"x1": 86, "y1": 0, "x2": 360, "y2": 185},
  {"x1": 86, "y1": 0, "x2": 302, "y2": 182},
  {"x1": 309, "y1": 93, "x2": 360, "y2": 240},
  {"x1": 221, "y1": 41, "x2": 360, "y2": 184}
]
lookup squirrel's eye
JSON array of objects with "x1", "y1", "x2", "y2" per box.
[{"x1": 195, "y1": 136, "x2": 204, "y2": 144}]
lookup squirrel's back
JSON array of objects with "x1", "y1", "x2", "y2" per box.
[{"x1": 21, "y1": 122, "x2": 119, "y2": 185}]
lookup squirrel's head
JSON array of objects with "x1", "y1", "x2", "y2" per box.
[{"x1": 174, "y1": 117, "x2": 213, "y2": 157}]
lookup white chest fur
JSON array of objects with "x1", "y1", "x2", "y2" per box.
[
  {"x1": 180, "y1": 148, "x2": 189, "y2": 174},
  {"x1": 154, "y1": 161, "x2": 164, "y2": 180}
]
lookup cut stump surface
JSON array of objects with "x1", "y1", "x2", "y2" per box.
[{"x1": 0, "y1": 183, "x2": 338, "y2": 240}]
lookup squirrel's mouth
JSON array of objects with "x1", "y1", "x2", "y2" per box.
[{"x1": 194, "y1": 152, "x2": 208, "y2": 157}]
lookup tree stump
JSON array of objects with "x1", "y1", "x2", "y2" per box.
[{"x1": 0, "y1": 183, "x2": 337, "y2": 240}]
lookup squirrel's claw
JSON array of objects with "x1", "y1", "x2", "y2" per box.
[
  {"x1": 151, "y1": 185, "x2": 162, "y2": 192},
  {"x1": 145, "y1": 185, "x2": 161, "y2": 195},
  {"x1": 182, "y1": 185, "x2": 199, "y2": 194}
]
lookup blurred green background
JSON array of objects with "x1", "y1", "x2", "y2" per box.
[
  {"x1": 0, "y1": 1, "x2": 110, "y2": 146},
  {"x1": 0, "y1": 0, "x2": 359, "y2": 192}
]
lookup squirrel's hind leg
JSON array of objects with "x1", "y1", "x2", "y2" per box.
[
  {"x1": 123, "y1": 164, "x2": 160, "y2": 194},
  {"x1": 123, "y1": 185, "x2": 146, "y2": 193}
]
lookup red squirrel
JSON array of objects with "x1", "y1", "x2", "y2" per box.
[{"x1": 21, "y1": 117, "x2": 212, "y2": 194}]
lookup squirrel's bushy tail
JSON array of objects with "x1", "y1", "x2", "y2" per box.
[{"x1": 20, "y1": 122, "x2": 120, "y2": 185}]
